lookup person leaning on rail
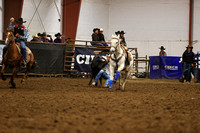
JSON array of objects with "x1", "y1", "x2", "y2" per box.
[
  {"x1": 159, "y1": 46, "x2": 167, "y2": 56},
  {"x1": 2, "y1": 17, "x2": 28, "y2": 66},
  {"x1": 54, "y1": 33, "x2": 62, "y2": 43},
  {"x1": 41, "y1": 32, "x2": 53, "y2": 43},
  {"x1": 31, "y1": 34, "x2": 42, "y2": 42},
  {"x1": 91, "y1": 28, "x2": 105, "y2": 46},
  {"x1": 98, "y1": 28, "x2": 108, "y2": 46}
]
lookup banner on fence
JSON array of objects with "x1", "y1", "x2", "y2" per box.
[
  {"x1": 74, "y1": 47, "x2": 107, "y2": 72},
  {"x1": 0, "y1": 41, "x2": 65, "y2": 74},
  {"x1": 149, "y1": 56, "x2": 182, "y2": 79}
]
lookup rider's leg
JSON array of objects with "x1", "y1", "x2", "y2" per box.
[
  {"x1": 18, "y1": 40, "x2": 27, "y2": 63},
  {"x1": 103, "y1": 72, "x2": 110, "y2": 86}
]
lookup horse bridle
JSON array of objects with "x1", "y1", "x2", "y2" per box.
[
  {"x1": 110, "y1": 37, "x2": 125, "y2": 68},
  {"x1": 5, "y1": 32, "x2": 14, "y2": 45},
  {"x1": 110, "y1": 37, "x2": 120, "y2": 50}
]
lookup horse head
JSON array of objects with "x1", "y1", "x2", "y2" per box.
[
  {"x1": 110, "y1": 34, "x2": 121, "y2": 52},
  {"x1": 5, "y1": 30, "x2": 15, "y2": 45}
]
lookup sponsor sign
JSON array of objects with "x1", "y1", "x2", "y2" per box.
[{"x1": 74, "y1": 47, "x2": 106, "y2": 72}]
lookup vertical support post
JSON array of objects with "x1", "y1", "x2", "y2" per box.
[
  {"x1": 3, "y1": 0, "x2": 24, "y2": 39},
  {"x1": 62, "y1": 0, "x2": 81, "y2": 42},
  {"x1": 189, "y1": 0, "x2": 194, "y2": 46}
]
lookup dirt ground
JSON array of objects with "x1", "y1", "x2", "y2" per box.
[{"x1": 0, "y1": 77, "x2": 200, "y2": 133}]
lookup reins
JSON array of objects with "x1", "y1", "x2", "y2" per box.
[{"x1": 110, "y1": 37, "x2": 126, "y2": 68}]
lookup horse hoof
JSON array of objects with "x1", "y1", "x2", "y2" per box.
[
  {"x1": 11, "y1": 83, "x2": 16, "y2": 88},
  {"x1": 108, "y1": 88, "x2": 113, "y2": 92},
  {"x1": 1, "y1": 76, "x2": 6, "y2": 81},
  {"x1": 121, "y1": 89, "x2": 125, "y2": 92},
  {"x1": 21, "y1": 79, "x2": 25, "y2": 83},
  {"x1": 116, "y1": 88, "x2": 120, "y2": 91},
  {"x1": 10, "y1": 86, "x2": 16, "y2": 89}
]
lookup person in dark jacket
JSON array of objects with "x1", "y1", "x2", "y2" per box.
[
  {"x1": 91, "y1": 28, "x2": 104, "y2": 46},
  {"x1": 54, "y1": 33, "x2": 62, "y2": 43},
  {"x1": 180, "y1": 45, "x2": 195, "y2": 83},
  {"x1": 120, "y1": 31, "x2": 127, "y2": 47},
  {"x1": 98, "y1": 28, "x2": 108, "y2": 46},
  {"x1": 98, "y1": 28, "x2": 105, "y2": 42},
  {"x1": 41, "y1": 32, "x2": 53, "y2": 43},
  {"x1": 115, "y1": 31, "x2": 120, "y2": 36}
]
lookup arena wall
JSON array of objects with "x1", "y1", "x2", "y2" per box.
[
  {"x1": 21, "y1": 0, "x2": 61, "y2": 41},
  {"x1": 76, "y1": 0, "x2": 110, "y2": 42},
  {"x1": 77, "y1": 0, "x2": 200, "y2": 57},
  {"x1": 0, "y1": 0, "x2": 4, "y2": 40},
  {"x1": 193, "y1": 0, "x2": 200, "y2": 51}
]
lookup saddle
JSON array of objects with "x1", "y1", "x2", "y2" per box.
[
  {"x1": 16, "y1": 42, "x2": 32, "y2": 55},
  {"x1": 121, "y1": 45, "x2": 132, "y2": 66}
]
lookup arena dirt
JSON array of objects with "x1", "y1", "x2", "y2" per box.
[{"x1": 0, "y1": 77, "x2": 200, "y2": 133}]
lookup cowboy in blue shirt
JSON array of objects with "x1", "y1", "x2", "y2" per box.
[{"x1": 3, "y1": 17, "x2": 29, "y2": 66}]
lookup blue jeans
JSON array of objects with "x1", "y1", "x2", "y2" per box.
[
  {"x1": 183, "y1": 63, "x2": 192, "y2": 82},
  {"x1": 94, "y1": 70, "x2": 110, "y2": 86},
  {"x1": 3, "y1": 39, "x2": 27, "y2": 63}
]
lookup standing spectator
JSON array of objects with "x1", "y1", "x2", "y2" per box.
[
  {"x1": 31, "y1": 34, "x2": 41, "y2": 42},
  {"x1": 159, "y1": 46, "x2": 167, "y2": 56},
  {"x1": 180, "y1": 45, "x2": 195, "y2": 83},
  {"x1": 91, "y1": 28, "x2": 104, "y2": 46},
  {"x1": 41, "y1": 32, "x2": 53, "y2": 43},
  {"x1": 120, "y1": 31, "x2": 127, "y2": 47},
  {"x1": 54, "y1": 33, "x2": 62, "y2": 43}
]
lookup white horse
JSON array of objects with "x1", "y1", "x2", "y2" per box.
[{"x1": 109, "y1": 35, "x2": 134, "y2": 91}]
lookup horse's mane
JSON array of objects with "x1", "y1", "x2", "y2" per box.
[{"x1": 112, "y1": 34, "x2": 120, "y2": 39}]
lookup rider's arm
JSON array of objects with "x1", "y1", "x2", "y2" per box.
[
  {"x1": 8, "y1": 22, "x2": 15, "y2": 30},
  {"x1": 20, "y1": 28, "x2": 29, "y2": 41}
]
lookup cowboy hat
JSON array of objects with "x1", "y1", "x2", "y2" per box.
[
  {"x1": 15, "y1": 18, "x2": 26, "y2": 23},
  {"x1": 32, "y1": 34, "x2": 39, "y2": 38},
  {"x1": 115, "y1": 31, "x2": 121, "y2": 34},
  {"x1": 100, "y1": 28, "x2": 103, "y2": 31},
  {"x1": 186, "y1": 45, "x2": 193, "y2": 49},
  {"x1": 55, "y1": 33, "x2": 62, "y2": 37},
  {"x1": 93, "y1": 28, "x2": 99, "y2": 33},
  {"x1": 120, "y1": 31, "x2": 126, "y2": 34},
  {"x1": 159, "y1": 46, "x2": 165, "y2": 50}
]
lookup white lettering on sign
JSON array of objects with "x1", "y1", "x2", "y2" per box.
[
  {"x1": 164, "y1": 65, "x2": 178, "y2": 70},
  {"x1": 76, "y1": 54, "x2": 85, "y2": 64},
  {"x1": 76, "y1": 54, "x2": 105, "y2": 65},
  {"x1": 85, "y1": 55, "x2": 91, "y2": 64},
  {"x1": 153, "y1": 65, "x2": 159, "y2": 70}
]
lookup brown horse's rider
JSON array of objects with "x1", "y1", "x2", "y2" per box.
[{"x1": 2, "y1": 17, "x2": 29, "y2": 66}]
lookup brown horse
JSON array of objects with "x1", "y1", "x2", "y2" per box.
[{"x1": 1, "y1": 31, "x2": 36, "y2": 88}]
